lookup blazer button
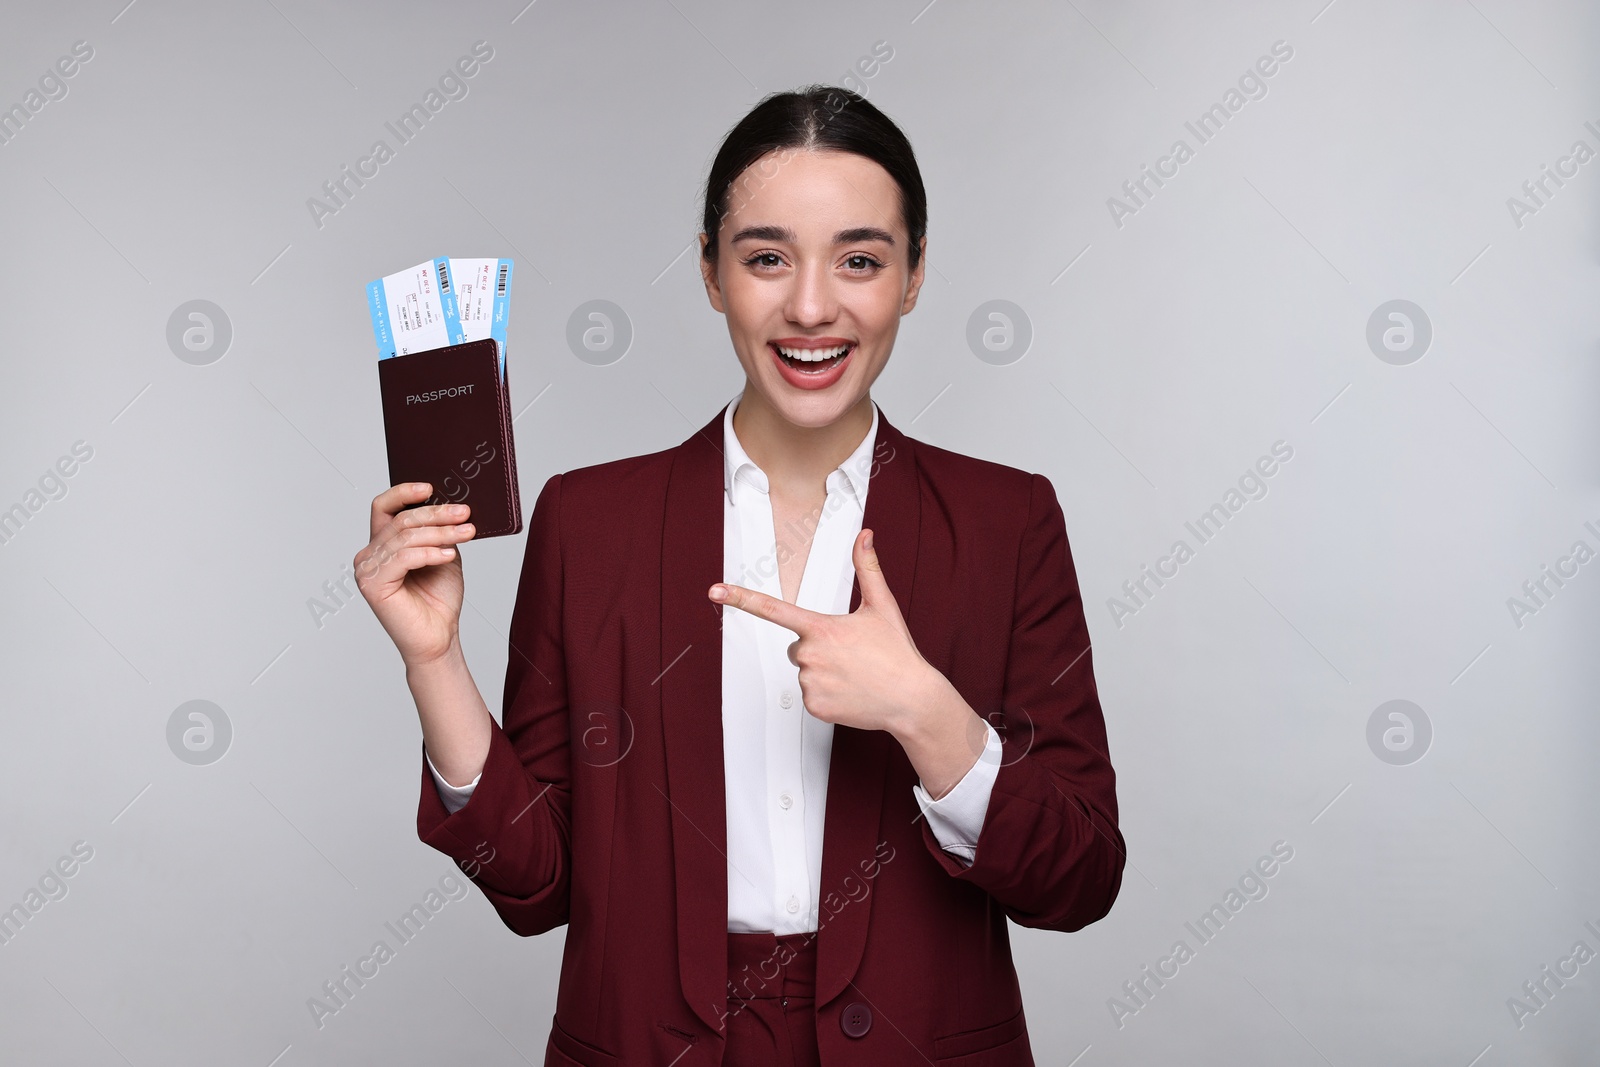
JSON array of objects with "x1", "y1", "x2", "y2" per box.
[{"x1": 840, "y1": 1001, "x2": 872, "y2": 1038}]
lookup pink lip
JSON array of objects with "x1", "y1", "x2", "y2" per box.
[
  {"x1": 771, "y1": 336, "x2": 853, "y2": 349},
  {"x1": 768, "y1": 340, "x2": 853, "y2": 391}
]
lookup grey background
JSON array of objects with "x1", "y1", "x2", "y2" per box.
[{"x1": 2, "y1": 0, "x2": 1597, "y2": 1063}]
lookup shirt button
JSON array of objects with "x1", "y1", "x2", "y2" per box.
[
  {"x1": 786, "y1": 896, "x2": 800, "y2": 914},
  {"x1": 778, "y1": 792, "x2": 793, "y2": 810},
  {"x1": 779, "y1": 691, "x2": 794, "y2": 709}
]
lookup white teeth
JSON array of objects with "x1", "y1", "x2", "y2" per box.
[{"x1": 775, "y1": 343, "x2": 851, "y2": 362}]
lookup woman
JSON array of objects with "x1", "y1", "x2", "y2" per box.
[{"x1": 356, "y1": 85, "x2": 1124, "y2": 1067}]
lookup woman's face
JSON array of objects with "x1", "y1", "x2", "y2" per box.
[{"x1": 699, "y1": 147, "x2": 926, "y2": 431}]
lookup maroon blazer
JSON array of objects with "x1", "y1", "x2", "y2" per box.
[{"x1": 417, "y1": 402, "x2": 1125, "y2": 1066}]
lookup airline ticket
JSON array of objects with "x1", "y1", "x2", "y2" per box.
[
  {"x1": 450, "y1": 257, "x2": 513, "y2": 377},
  {"x1": 366, "y1": 257, "x2": 463, "y2": 359}
]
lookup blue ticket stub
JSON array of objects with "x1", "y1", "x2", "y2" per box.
[
  {"x1": 366, "y1": 257, "x2": 463, "y2": 359},
  {"x1": 450, "y1": 258, "x2": 513, "y2": 378}
]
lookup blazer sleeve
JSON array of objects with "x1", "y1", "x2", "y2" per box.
[
  {"x1": 415, "y1": 472, "x2": 572, "y2": 937},
  {"x1": 916, "y1": 472, "x2": 1126, "y2": 932}
]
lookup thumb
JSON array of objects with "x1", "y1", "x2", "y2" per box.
[{"x1": 854, "y1": 529, "x2": 902, "y2": 620}]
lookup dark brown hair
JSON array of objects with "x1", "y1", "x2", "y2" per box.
[{"x1": 700, "y1": 85, "x2": 927, "y2": 271}]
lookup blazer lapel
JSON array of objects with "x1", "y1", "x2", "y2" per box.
[
  {"x1": 815, "y1": 407, "x2": 918, "y2": 1008},
  {"x1": 660, "y1": 404, "x2": 731, "y2": 1035},
  {"x1": 658, "y1": 402, "x2": 922, "y2": 1029}
]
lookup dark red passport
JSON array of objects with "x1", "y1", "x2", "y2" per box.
[{"x1": 375, "y1": 338, "x2": 523, "y2": 538}]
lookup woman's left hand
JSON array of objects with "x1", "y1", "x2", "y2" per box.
[
  {"x1": 711, "y1": 528, "x2": 994, "y2": 798},
  {"x1": 709, "y1": 528, "x2": 946, "y2": 738}
]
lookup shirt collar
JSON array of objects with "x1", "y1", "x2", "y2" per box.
[{"x1": 722, "y1": 393, "x2": 879, "y2": 509}]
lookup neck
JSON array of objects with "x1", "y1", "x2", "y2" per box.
[{"x1": 731, "y1": 387, "x2": 874, "y2": 495}]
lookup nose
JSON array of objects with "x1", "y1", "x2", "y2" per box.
[{"x1": 783, "y1": 258, "x2": 838, "y2": 328}]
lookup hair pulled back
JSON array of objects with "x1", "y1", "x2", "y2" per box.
[{"x1": 700, "y1": 85, "x2": 927, "y2": 271}]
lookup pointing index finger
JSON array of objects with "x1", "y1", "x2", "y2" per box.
[{"x1": 710, "y1": 583, "x2": 823, "y2": 635}]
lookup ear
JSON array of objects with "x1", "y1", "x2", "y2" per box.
[
  {"x1": 900, "y1": 235, "x2": 928, "y2": 315},
  {"x1": 698, "y1": 232, "x2": 726, "y2": 313}
]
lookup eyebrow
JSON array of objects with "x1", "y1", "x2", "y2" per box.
[{"x1": 729, "y1": 224, "x2": 896, "y2": 247}]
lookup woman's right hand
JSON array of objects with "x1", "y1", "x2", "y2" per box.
[{"x1": 355, "y1": 482, "x2": 478, "y2": 667}]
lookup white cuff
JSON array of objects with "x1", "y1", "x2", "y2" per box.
[
  {"x1": 426, "y1": 749, "x2": 481, "y2": 815},
  {"x1": 912, "y1": 720, "x2": 1002, "y2": 867}
]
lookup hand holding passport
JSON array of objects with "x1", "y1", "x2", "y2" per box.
[{"x1": 367, "y1": 257, "x2": 522, "y2": 538}]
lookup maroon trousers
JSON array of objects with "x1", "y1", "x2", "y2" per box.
[{"x1": 723, "y1": 931, "x2": 822, "y2": 1067}]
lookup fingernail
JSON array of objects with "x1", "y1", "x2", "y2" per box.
[
  {"x1": 863, "y1": 530, "x2": 873, "y2": 549},
  {"x1": 709, "y1": 585, "x2": 727, "y2": 601}
]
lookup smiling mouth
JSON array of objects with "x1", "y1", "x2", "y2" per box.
[{"x1": 772, "y1": 341, "x2": 854, "y2": 373}]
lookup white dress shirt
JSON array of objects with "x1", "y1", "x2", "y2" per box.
[{"x1": 427, "y1": 393, "x2": 1003, "y2": 934}]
